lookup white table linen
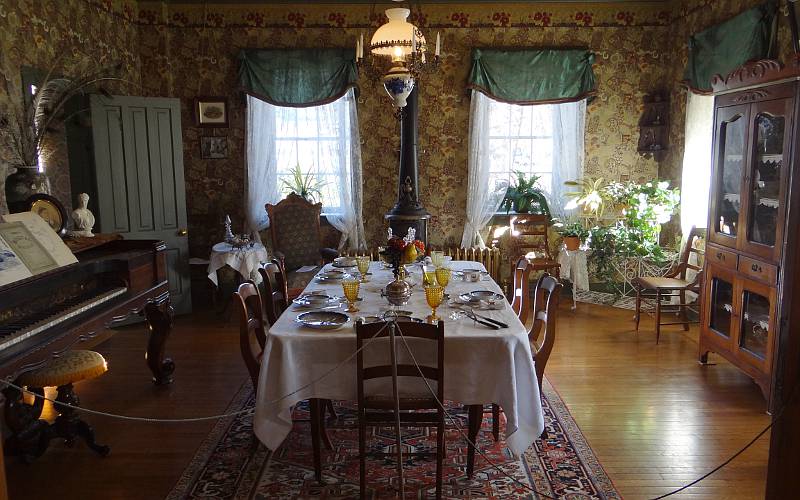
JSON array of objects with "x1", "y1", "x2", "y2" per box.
[
  {"x1": 207, "y1": 242, "x2": 268, "y2": 286},
  {"x1": 253, "y1": 260, "x2": 544, "y2": 457}
]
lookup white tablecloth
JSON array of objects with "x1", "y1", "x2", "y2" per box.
[
  {"x1": 207, "y1": 242, "x2": 268, "y2": 286},
  {"x1": 253, "y1": 260, "x2": 544, "y2": 457}
]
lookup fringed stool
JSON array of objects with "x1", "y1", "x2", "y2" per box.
[{"x1": 4, "y1": 350, "x2": 110, "y2": 462}]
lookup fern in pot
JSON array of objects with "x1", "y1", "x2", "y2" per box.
[
  {"x1": 501, "y1": 171, "x2": 551, "y2": 216},
  {"x1": 280, "y1": 164, "x2": 327, "y2": 203}
]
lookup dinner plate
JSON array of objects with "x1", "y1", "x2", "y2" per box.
[
  {"x1": 296, "y1": 311, "x2": 349, "y2": 330},
  {"x1": 357, "y1": 315, "x2": 423, "y2": 324},
  {"x1": 316, "y1": 270, "x2": 347, "y2": 281},
  {"x1": 332, "y1": 257, "x2": 357, "y2": 268},
  {"x1": 457, "y1": 291, "x2": 504, "y2": 304},
  {"x1": 292, "y1": 294, "x2": 340, "y2": 308}
]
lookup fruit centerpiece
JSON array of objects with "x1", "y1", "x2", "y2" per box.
[{"x1": 380, "y1": 228, "x2": 425, "y2": 277}]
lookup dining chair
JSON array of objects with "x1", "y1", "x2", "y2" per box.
[
  {"x1": 257, "y1": 260, "x2": 288, "y2": 326},
  {"x1": 510, "y1": 256, "x2": 533, "y2": 326},
  {"x1": 487, "y1": 272, "x2": 563, "y2": 443},
  {"x1": 233, "y1": 282, "x2": 332, "y2": 483},
  {"x1": 355, "y1": 319, "x2": 446, "y2": 499},
  {"x1": 265, "y1": 193, "x2": 338, "y2": 296},
  {"x1": 633, "y1": 226, "x2": 706, "y2": 343},
  {"x1": 509, "y1": 214, "x2": 561, "y2": 279}
]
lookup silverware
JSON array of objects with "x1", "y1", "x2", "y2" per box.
[
  {"x1": 464, "y1": 310, "x2": 499, "y2": 330},
  {"x1": 470, "y1": 308, "x2": 508, "y2": 328}
]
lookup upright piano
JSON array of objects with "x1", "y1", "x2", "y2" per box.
[{"x1": 0, "y1": 237, "x2": 175, "y2": 386}]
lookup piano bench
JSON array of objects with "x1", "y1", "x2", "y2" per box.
[{"x1": 5, "y1": 350, "x2": 111, "y2": 462}]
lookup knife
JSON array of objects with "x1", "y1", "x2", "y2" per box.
[
  {"x1": 471, "y1": 311, "x2": 509, "y2": 329},
  {"x1": 465, "y1": 311, "x2": 500, "y2": 330}
]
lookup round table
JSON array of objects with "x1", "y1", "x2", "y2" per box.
[{"x1": 207, "y1": 242, "x2": 269, "y2": 286}]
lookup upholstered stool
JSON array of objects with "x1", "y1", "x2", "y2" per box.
[{"x1": 4, "y1": 350, "x2": 110, "y2": 461}]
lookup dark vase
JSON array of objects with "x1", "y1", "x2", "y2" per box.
[{"x1": 4, "y1": 166, "x2": 51, "y2": 213}]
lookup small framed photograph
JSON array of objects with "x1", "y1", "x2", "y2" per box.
[
  {"x1": 200, "y1": 136, "x2": 229, "y2": 159},
  {"x1": 194, "y1": 97, "x2": 228, "y2": 127}
]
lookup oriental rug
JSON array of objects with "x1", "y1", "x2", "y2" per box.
[{"x1": 168, "y1": 379, "x2": 620, "y2": 499}]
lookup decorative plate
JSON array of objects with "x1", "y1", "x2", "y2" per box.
[
  {"x1": 332, "y1": 257, "x2": 357, "y2": 268},
  {"x1": 25, "y1": 194, "x2": 67, "y2": 236},
  {"x1": 296, "y1": 311, "x2": 349, "y2": 330},
  {"x1": 292, "y1": 294, "x2": 339, "y2": 308},
  {"x1": 458, "y1": 291, "x2": 504, "y2": 303}
]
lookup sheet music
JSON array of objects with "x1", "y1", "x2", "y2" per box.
[
  {"x1": 2, "y1": 212, "x2": 78, "y2": 267},
  {"x1": 0, "y1": 222, "x2": 57, "y2": 278},
  {"x1": 0, "y1": 229, "x2": 34, "y2": 286}
]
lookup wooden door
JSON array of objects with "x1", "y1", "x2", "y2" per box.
[
  {"x1": 89, "y1": 95, "x2": 191, "y2": 314},
  {"x1": 741, "y1": 96, "x2": 794, "y2": 262},
  {"x1": 708, "y1": 104, "x2": 750, "y2": 250},
  {"x1": 734, "y1": 276, "x2": 778, "y2": 378}
]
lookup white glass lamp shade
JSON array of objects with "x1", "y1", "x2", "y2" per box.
[
  {"x1": 370, "y1": 8, "x2": 426, "y2": 62},
  {"x1": 382, "y1": 65, "x2": 415, "y2": 108}
]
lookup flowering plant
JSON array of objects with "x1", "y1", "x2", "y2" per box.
[{"x1": 380, "y1": 227, "x2": 425, "y2": 277}]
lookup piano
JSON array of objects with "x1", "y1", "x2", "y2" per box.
[{"x1": 0, "y1": 237, "x2": 174, "y2": 386}]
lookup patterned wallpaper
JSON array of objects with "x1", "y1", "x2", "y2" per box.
[
  {"x1": 0, "y1": 0, "x2": 141, "y2": 216},
  {"x1": 2, "y1": 1, "x2": 793, "y2": 258}
]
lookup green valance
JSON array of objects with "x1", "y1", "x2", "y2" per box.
[
  {"x1": 467, "y1": 48, "x2": 597, "y2": 104},
  {"x1": 238, "y1": 48, "x2": 358, "y2": 107},
  {"x1": 683, "y1": 1, "x2": 777, "y2": 94}
]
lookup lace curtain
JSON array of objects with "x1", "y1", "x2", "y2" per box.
[
  {"x1": 680, "y1": 92, "x2": 714, "y2": 238},
  {"x1": 461, "y1": 91, "x2": 585, "y2": 248},
  {"x1": 245, "y1": 90, "x2": 365, "y2": 250}
]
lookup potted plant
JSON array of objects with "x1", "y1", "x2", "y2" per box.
[
  {"x1": 501, "y1": 171, "x2": 551, "y2": 216},
  {"x1": 280, "y1": 164, "x2": 327, "y2": 203},
  {"x1": 555, "y1": 220, "x2": 589, "y2": 251}
]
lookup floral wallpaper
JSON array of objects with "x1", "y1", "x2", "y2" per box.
[
  {"x1": 0, "y1": 0, "x2": 141, "y2": 216},
  {"x1": 3, "y1": 1, "x2": 793, "y2": 260}
]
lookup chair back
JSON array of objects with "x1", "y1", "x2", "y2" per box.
[
  {"x1": 528, "y1": 273, "x2": 563, "y2": 393},
  {"x1": 355, "y1": 320, "x2": 444, "y2": 409},
  {"x1": 511, "y1": 214, "x2": 553, "y2": 260},
  {"x1": 266, "y1": 193, "x2": 324, "y2": 270},
  {"x1": 510, "y1": 257, "x2": 532, "y2": 325},
  {"x1": 678, "y1": 226, "x2": 706, "y2": 281},
  {"x1": 257, "y1": 259, "x2": 289, "y2": 325},
  {"x1": 233, "y1": 282, "x2": 268, "y2": 390}
]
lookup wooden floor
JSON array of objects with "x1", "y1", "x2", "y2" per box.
[{"x1": 6, "y1": 300, "x2": 769, "y2": 499}]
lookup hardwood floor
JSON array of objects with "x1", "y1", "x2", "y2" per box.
[{"x1": 5, "y1": 300, "x2": 769, "y2": 499}]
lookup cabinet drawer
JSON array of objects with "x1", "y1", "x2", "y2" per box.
[
  {"x1": 707, "y1": 244, "x2": 738, "y2": 270},
  {"x1": 738, "y1": 256, "x2": 778, "y2": 285}
]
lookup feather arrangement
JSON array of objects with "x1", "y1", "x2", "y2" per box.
[{"x1": 0, "y1": 62, "x2": 127, "y2": 168}]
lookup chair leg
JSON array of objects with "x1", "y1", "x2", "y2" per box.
[
  {"x1": 634, "y1": 284, "x2": 642, "y2": 331},
  {"x1": 680, "y1": 290, "x2": 690, "y2": 331},
  {"x1": 466, "y1": 404, "x2": 483, "y2": 478},
  {"x1": 655, "y1": 290, "x2": 662, "y2": 344},
  {"x1": 491, "y1": 404, "x2": 500, "y2": 442},
  {"x1": 309, "y1": 398, "x2": 323, "y2": 483},
  {"x1": 359, "y1": 409, "x2": 367, "y2": 499},
  {"x1": 325, "y1": 399, "x2": 338, "y2": 420},
  {"x1": 319, "y1": 404, "x2": 333, "y2": 451},
  {"x1": 436, "y1": 409, "x2": 444, "y2": 500}
]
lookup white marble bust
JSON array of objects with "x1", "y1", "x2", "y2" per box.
[{"x1": 71, "y1": 193, "x2": 95, "y2": 237}]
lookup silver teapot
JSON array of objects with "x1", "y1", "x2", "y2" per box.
[{"x1": 383, "y1": 267, "x2": 412, "y2": 306}]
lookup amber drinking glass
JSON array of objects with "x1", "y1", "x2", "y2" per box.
[
  {"x1": 342, "y1": 278, "x2": 361, "y2": 312},
  {"x1": 430, "y1": 250, "x2": 445, "y2": 267},
  {"x1": 356, "y1": 256, "x2": 370, "y2": 282},
  {"x1": 422, "y1": 265, "x2": 437, "y2": 287},
  {"x1": 424, "y1": 284, "x2": 444, "y2": 322},
  {"x1": 435, "y1": 266, "x2": 451, "y2": 288}
]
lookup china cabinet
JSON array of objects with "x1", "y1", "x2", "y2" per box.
[{"x1": 699, "y1": 60, "x2": 800, "y2": 409}]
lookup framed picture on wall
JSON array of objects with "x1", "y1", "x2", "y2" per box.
[
  {"x1": 194, "y1": 97, "x2": 228, "y2": 127},
  {"x1": 200, "y1": 136, "x2": 229, "y2": 159}
]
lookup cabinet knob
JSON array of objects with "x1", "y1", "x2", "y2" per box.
[
  {"x1": 177, "y1": 228, "x2": 188, "y2": 236},
  {"x1": 717, "y1": 252, "x2": 725, "y2": 261},
  {"x1": 751, "y1": 263, "x2": 761, "y2": 273}
]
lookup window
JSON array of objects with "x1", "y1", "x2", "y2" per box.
[
  {"x1": 680, "y1": 92, "x2": 714, "y2": 237},
  {"x1": 488, "y1": 101, "x2": 555, "y2": 194},
  {"x1": 273, "y1": 98, "x2": 353, "y2": 212}
]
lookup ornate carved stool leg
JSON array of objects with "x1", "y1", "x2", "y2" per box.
[
  {"x1": 2, "y1": 386, "x2": 51, "y2": 463},
  {"x1": 143, "y1": 299, "x2": 175, "y2": 385},
  {"x1": 52, "y1": 383, "x2": 110, "y2": 457}
]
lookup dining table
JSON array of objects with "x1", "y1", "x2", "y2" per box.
[{"x1": 253, "y1": 259, "x2": 545, "y2": 458}]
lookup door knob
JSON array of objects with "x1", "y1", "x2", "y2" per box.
[{"x1": 177, "y1": 228, "x2": 188, "y2": 236}]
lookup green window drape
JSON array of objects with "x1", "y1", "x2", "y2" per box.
[
  {"x1": 467, "y1": 48, "x2": 597, "y2": 104},
  {"x1": 683, "y1": 1, "x2": 777, "y2": 94},
  {"x1": 238, "y1": 48, "x2": 358, "y2": 107}
]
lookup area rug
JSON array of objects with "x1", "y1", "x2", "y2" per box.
[{"x1": 168, "y1": 380, "x2": 620, "y2": 499}]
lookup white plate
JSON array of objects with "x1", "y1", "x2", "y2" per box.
[
  {"x1": 296, "y1": 311, "x2": 349, "y2": 330},
  {"x1": 332, "y1": 257, "x2": 357, "y2": 268}
]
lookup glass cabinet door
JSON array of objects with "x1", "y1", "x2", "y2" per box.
[
  {"x1": 736, "y1": 279, "x2": 776, "y2": 373},
  {"x1": 707, "y1": 268, "x2": 735, "y2": 341},
  {"x1": 744, "y1": 98, "x2": 791, "y2": 260},
  {"x1": 711, "y1": 105, "x2": 749, "y2": 246}
]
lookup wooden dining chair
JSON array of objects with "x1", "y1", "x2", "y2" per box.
[
  {"x1": 355, "y1": 319, "x2": 446, "y2": 499},
  {"x1": 233, "y1": 282, "x2": 332, "y2": 483},
  {"x1": 487, "y1": 272, "x2": 563, "y2": 443},
  {"x1": 510, "y1": 214, "x2": 561, "y2": 279},
  {"x1": 510, "y1": 256, "x2": 533, "y2": 325},
  {"x1": 633, "y1": 226, "x2": 706, "y2": 343},
  {"x1": 257, "y1": 260, "x2": 289, "y2": 326}
]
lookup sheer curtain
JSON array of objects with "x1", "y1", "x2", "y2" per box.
[
  {"x1": 462, "y1": 91, "x2": 507, "y2": 248},
  {"x1": 680, "y1": 92, "x2": 714, "y2": 237},
  {"x1": 245, "y1": 95, "x2": 282, "y2": 243},
  {"x1": 321, "y1": 89, "x2": 366, "y2": 251},
  {"x1": 461, "y1": 91, "x2": 586, "y2": 247},
  {"x1": 551, "y1": 100, "x2": 586, "y2": 219}
]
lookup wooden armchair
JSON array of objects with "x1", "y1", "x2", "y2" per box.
[
  {"x1": 633, "y1": 226, "x2": 706, "y2": 343},
  {"x1": 510, "y1": 214, "x2": 561, "y2": 279},
  {"x1": 265, "y1": 193, "x2": 339, "y2": 295}
]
